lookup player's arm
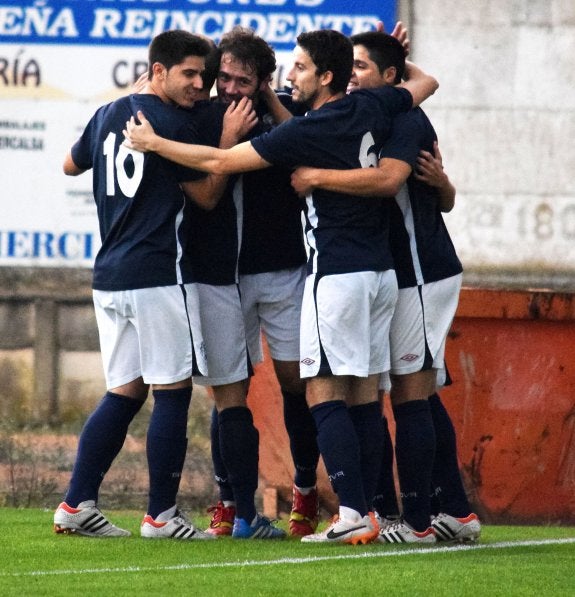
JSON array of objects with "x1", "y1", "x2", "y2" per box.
[
  {"x1": 414, "y1": 141, "x2": 456, "y2": 212},
  {"x1": 290, "y1": 158, "x2": 411, "y2": 198},
  {"x1": 124, "y1": 104, "x2": 271, "y2": 175},
  {"x1": 63, "y1": 151, "x2": 87, "y2": 176},
  {"x1": 181, "y1": 97, "x2": 259, "y2": 210},
  {"x1": 399, "y1": 61, "x2": 438, "y2": 107}
]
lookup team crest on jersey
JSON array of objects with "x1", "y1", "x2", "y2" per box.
[
  {"x1": 300, "y1": 357, "x2": 315, "y2": 366},
  {"x1": 400, "y1": 353, "x2": 419, "y2": 362}
]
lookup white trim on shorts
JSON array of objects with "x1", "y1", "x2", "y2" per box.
[
  {"x1": 239, "y1": 265, "x2": 305, "y2": 363},
  {"x1": 93, "y1": 284, "x2": 206, "y2": 389},
  {"x1": 299, "y1": 269, "x2": 398, "y2": 378},
  {"x1": 192, "y1": 283, "x2": 251, "y2": 387}
]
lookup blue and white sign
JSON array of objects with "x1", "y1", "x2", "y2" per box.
[{"x1": 0, "y1": 0, "x2": 397, "y2": 50}]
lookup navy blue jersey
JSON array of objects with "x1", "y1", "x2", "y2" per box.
[
  {"x1": 187, "y1": 187, "x2": 242, "y2": 285},
  {"x1": 379, "y1": 108, "x2": 463, "y2": 288},
  {"x1": 187, "y1": 94, "x2": 306, "y2": 284},
  {"x1": 71, "y1": 94, "x2": 205, "y2": 291},
  {"x1": 251, "y1": 86, "x2": 412, "y2": 275},
  {"x1": 184, "y1": 100, "x2": 244, "y2": 286},
  {"x1": 238, "y1": 93, "x2": 307, "y2": 275}
]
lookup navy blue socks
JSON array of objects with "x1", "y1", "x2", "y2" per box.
[
  {"x1": 218, "y1": 406, "x2": 259, "y2": 523},
  {"x1": 65, "y1": 391, "x2": 144, "y2": 507},
  {"x1": 146, "y1": 387, "x2": 192, "y2": 519},
  {"x1": 282, "y1": 390, "x2": 319, "y2": 489},
  {"x1": 311, "y1": 400, "x2": 367, "y2": 516},
  {"x1": 348, "y1": 401, "x2": 384, "y2": 510},
  {"x1": 393, "y1": 399, "x2": 436, "y2": 531},
  {"x1": 428, "y1": 393, "x2": 472, "y2": 517},
  {"x1": 210, "y1": 405, "x2": 235, "y2": 503}
]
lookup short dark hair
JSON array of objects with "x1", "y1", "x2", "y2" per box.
[
  {"x1": 296, "y1": 30, "x2": 353, "y2": 94},
  {"x1": 350, "y1": 31, "x2": 405, "y2": 84},
  {"x1": 201, "y1": 39, "x2": 221, "y2": 91},
  {"x1": 218, "y1": 26, "x2": 276, "y2": 83},
  {"x1": 148, "y1": 30, "x2": 211, "y2": 77}
]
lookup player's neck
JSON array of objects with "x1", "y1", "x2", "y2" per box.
[
  {"x1": 146, "y1": 80, "x2": 170, "y2": 104},
  {"x1": 313, "y1": 91, "x2": 344, "y2": 110}
]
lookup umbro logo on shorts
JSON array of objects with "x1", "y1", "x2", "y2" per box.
[
  {"x1": 400, "y1": 353, "x2": 419, "y2": 362},
  {"x1": 300, "y1": 358, "x2": 315, "y2": 366}
]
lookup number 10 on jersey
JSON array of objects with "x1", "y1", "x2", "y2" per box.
[{"x1": 103, "y1": 132, "x2": 144, "y2": 198}]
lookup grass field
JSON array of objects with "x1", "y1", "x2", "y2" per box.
[{"x1": 1, "y1": 508, "x2": 574, "y2": 596}]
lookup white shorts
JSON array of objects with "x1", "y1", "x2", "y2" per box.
[
  {"x1": 239, "y1": 266, "x2": 305, "y2": 363},
  {"x1": 388, "y1": 273, "x2": 462, "y2": 376},
  {"x1": 193, "y1": 283, "x2": 251, "y2": 387},
  {"x1": 299, "y1": 270, "x2": 398, "y2": 378},
  {"x1": 93, "y1": 284, "x2": 206, "y2": 389}
]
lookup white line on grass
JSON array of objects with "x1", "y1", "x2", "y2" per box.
[{"x1": 2, "y1": 537, "x2": 574, "y2": 578}]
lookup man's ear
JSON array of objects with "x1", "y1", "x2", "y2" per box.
[
  {"x1": 151, "y1": 62, "x2": 166, "y2": 80},
  {"x1": 383, "y1": 66, "x2": 398, "y2": 85},
  {"x1": 319, "y1": 70, "x2": 334, "y2": 88}
]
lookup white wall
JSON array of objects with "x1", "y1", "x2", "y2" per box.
[{"x1": 408, "y1": 0, "x2": 575, "y2": 288}]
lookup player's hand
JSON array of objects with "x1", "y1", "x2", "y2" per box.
[
  {"x1": 123, "y1": 111, "x2": 157, "y2": 152},
  {"x1": 390, "y1": 21, "x2": 410, "y2": 56},
  {"x1": 132, "y1": 72, "x2": 148, "y2": 94},
  {"x1": 291, "y1": 166, "x2": 318, "y2": 197},
  {"x1": 221, "y1": 96, "x2": 258, "y2": 145},
  {"x1": 414, "y1": 141, "x2": 447, "y2": 187},
  {"x1": 375, "y1": 20, "x2": 410, "y2": 56},
  {"x1": 258, "y1": 74, "x2": 273, "y2": 95}
]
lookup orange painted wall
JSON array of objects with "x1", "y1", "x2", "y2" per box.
[
  {"x1": 439, "y1": 288, "x2": 575, "y2": 524},
  {"x1": 248, "y1": 288, "x2": 575, "y2": 524}
]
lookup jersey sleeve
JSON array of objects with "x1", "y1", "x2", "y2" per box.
[
  {"x1": 70, "y1": 111, "x2": 102, "y2": 170},
  {"x1": 378, "y1": 111, "x2": 423, "y2": 167},
  {"x1": 250, "y1": 117, "x2": 304, "y2": 169},
  {"x1": 370, "y1": 86, "x2": 413, "y2": 117}
]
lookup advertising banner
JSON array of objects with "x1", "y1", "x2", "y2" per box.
[{"x1": 0, "y1": 0, "x2": 397, "y2": 267}]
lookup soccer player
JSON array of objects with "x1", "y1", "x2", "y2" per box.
[
  {"x1": 187, "y1": 27, "x2": 293, "y2": 540},
  {"x1": 290, "y1": 30, "x2": 481, "y2": 543},
  {"x1": 134, "y1": 34, "x2": 279, "y2": 539},
  {"x1": 199, "y1": 26, "x2": 319, "y2": 539},
  {"x1": 124, "y1": 28, "x2": 438, "y2": 544},
  {"x1": 53, "y1": 30, "x2": 248, "y2": 540},
  {"x1": 225, "y1": 28, "x2": 320, "y2": 539}
]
